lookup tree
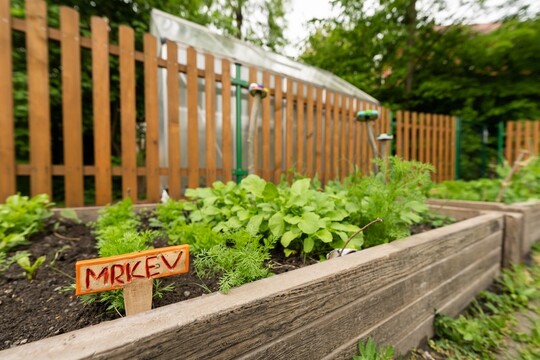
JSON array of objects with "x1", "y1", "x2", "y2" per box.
[{"x1": 301, "y1": 0, "x2": 540, "y2": 179}]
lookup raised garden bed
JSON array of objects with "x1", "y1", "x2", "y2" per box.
[
  {"x1": 428, "y1": 199, "x2": 540, "y2": 267},
  {"x1": 1, "y1": 208, "x2": 504, "y2": 359}
]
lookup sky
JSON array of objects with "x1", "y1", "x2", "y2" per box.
[{"x1": 282, "y1": 0, "x2": 540, "y2": 58}]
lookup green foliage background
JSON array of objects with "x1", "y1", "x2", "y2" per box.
[{"x1": 301, "y1": 0, "x2": 540, "y2": 179}]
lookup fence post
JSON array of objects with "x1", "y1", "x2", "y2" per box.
[
  {"x1": 497, "y1": 121, "x2": 505, "y2": 166},
  {"x1": 455, "y1": 117, "x2": 462, "y2": 179}
]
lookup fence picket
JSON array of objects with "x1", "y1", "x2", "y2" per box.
[
  {"x1": 249, "y1": 67, "x2": 258, "y2": 175},
  {"x1": 143, "y1": 34, "x2": 160, "y2": 203},
  {"x1": 315, "y1": 87, "x2": 323, "y2": 178},
  {"x1": 296, "y1": 82, "x2": 304, "y2": 174},
  {"x1": 332, "y1": 93, "x2": 340, "y2": 180},
  {"x1": 187, "y1": 47, "x2": 199, "y2": 189},
  {"x1": 91, "y1": 16, "x2": 111, "y2": 205},
  {"x1": 60, "y1": 7, "x2": 84, "y2": 207},
  {"x1": 0, "y1": 0, "x2": 16, "y2": 201},
  {"x1": 348, "y1": 97, "x2": 355, "y2": 175},
  {"x1": 119, "y1": 26, "x2": 137, "y2": 200},
  {"x1": 205, "y1": 54, "x2": 217, "y2": 184},
  {"x1": 286, "y1": 79, "x2": 294, "y2": 176},
  {"x1": 324, "y1": 91, "x2": 333, "y2": 183},
  {"x1": 166, "y1": 40, "x2": 181, "y2": 198},
  {"x1": 305, "y1": 84, "x2": 314, "y2": 177},
  {"x1": 26, "y1": 0, "x2": 52, "y2": 197}
]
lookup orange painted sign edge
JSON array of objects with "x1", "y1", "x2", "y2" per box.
[{"x1": 75, "y1": 244, "x2": 190, "y2": 295}]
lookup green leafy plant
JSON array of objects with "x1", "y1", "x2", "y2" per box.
[
  {"x1": 0, "y1": 194, "x2": 53, "y2": 253},
  {"x1": 421, "y1": 213, "x2": 455, "y2": 228},
  {"x1": 184, "y1": 175, "x2": 361, "y2": 257},
  {"x1": 353, "y1": 338, "x2": 395, "y2": 360},
  {"x1": 344, "y1": 157, "x2": 434, "y2": 247},
  {"x1": 151, "y1": 199, "x2": 187, "y2": 229},
  {"x1": 165, "y1": 223, "x2": 223, "y2": 254},
  {"x1": 12, "y1": 251, "x2": 46, "y2": 280},
  {"x1": 194, "y1": 231, "x2": 273, "y2": 293},
  {"x1": 430, "y1": 156, "x2": 540, "y2": 204}
]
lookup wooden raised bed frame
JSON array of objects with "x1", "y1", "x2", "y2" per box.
[
  {"x1": 429, "y1": 199, "x2": 540, "y2": 267},
  {"x1": 2, "y1": 207, "x2": 504, "y2": 359}
]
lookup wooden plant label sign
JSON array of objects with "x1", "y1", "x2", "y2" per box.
[{"x1": 75, "y1": 245, "x2": 189, "y2": 296}]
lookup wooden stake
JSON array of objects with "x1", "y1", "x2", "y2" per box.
[{"x1": 123, "y1": 279, "x2": 153, "y2": 316}]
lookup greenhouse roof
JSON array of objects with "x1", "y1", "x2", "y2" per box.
[{"x1": 150, "y1": 9, "x2": 379, "y2": 104}]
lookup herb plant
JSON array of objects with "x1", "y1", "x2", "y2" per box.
[
  {"x1": 194, "y1": 231, "x2": 273, "y2": 293},
  {"x1": 343, "y1": 157, "x2": 433, "y2": 247}
]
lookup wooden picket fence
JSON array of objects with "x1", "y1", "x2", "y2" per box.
[
  {"x1": 395, "y1": 111, "x2": 456, "y2": 182},
  {"x1": 505, "y1": 120, "x2": 540, "y2": 164},
  {"x1": 0, "y1": 0, "x2": 456, "y2": 206}
]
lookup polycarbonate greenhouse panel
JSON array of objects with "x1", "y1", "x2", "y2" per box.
[{"x1": 150, "y1": 9, "x2": 379, "y2": 104}]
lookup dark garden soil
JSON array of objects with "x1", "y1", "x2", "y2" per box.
[
  {"x1": 0, "y1": 217, "x2": 442, "y2": 351},
  {"x1": 0, "y1": 218, "x2": 317, "y2": 350}
]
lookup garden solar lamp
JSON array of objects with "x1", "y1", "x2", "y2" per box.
[
  {"x1": 247, "y1": 83, "x2": 269, "y2": 175},
  {"x1": 377, "y1": 133, "x2": 393, "y2": 160},
  {"x1": 377, "y1": 133, "x2": 393, "y2": 183},
  {"x1": 357, "y1": 109, "x2": 380, "y2": 174}
]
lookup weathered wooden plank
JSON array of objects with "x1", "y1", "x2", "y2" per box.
[
  {"x1": 205, "y1": 54, "x2": 217, "y2": 184},
  {"x1": 296, "y1": 82, "x2": 304, "y2": 174},
  {"x1": 252, "y1": 235, "x2": 501, "y2": 360},
  {"x1": 60, "y1": 7, "x2": 84, "y2": 207},
  {"x1": 286, "y1": 79, "x2": 294, "y2": 176},
  {"x1": 221, "y1": 59, "x2": 233, "y2": 183},
  {"x1": 0, "y1": 0, "x2": 16, "y2": 201},
  {"x1": 187, "y1": 47, "x2": 199, "y2": 189},
  {"x1": 391, "y1": 264, "x2": 498, "y2": 355},
  {"x1": 261, "y1": 71, "x2": 271, "y2": 181},
  {"x1": 273, "y1": 76, "x2": 283, "y2": 183},
  {"x1": 166, "y1": 40, "x2": 181, "y2": 198},
  {"x1": 91, "y1": 16, "x2": 112, "y2": 205},
  {"x1": 315, "y1": 87, "x2": 323, "y2": 179},
  {"x1": 26, "y1": 0, "x2": 52, "y2": 197},
  {"x1": 3, "y1": 212, "x2": 502, "y2": 359},
  {"x1": 119, "y1": 25, "x2": 137, "y2": 200},
  {"x1": 305, "y1": 84, "x2": 314, "y2": 177},
  {"x1": 143, "y1": 34, "x2": 160, "y2": 203}
]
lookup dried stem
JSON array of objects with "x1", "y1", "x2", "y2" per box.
[{"x1": 340, "y1": 217, "x2": 383, "y2": 256}]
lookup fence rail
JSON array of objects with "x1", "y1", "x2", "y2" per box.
[
  {"x1": 0, "y1": 0, "x2": 456, "y2": 206},
  {"x1": 505, "y1": 120, "x2": 540, "y2": 164}
]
